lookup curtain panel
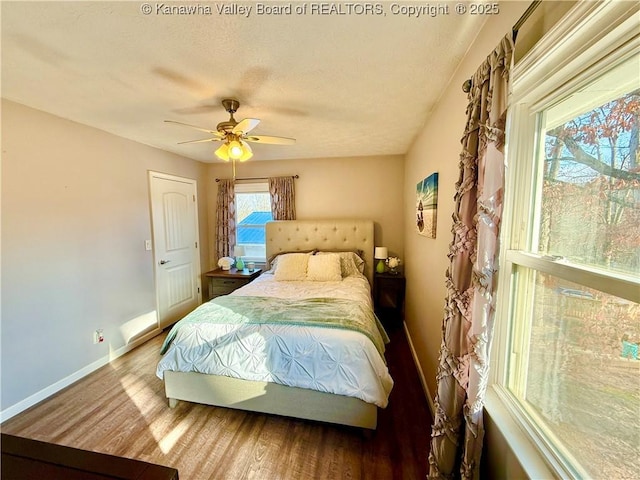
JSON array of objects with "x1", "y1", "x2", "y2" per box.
[
  {"x1": 215, "y1": 179, "x2": 236, "y2": 260},
  {"x1": 428, "y1": 34, "x2": 513, "y2": 480},
  {"x1": 269, "y1": 176, "x2": 296, "y2": 220}
]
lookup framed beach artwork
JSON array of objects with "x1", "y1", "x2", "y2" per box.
[{"x1": 416, "y1": 172, "x2": 438, "y2": 238}]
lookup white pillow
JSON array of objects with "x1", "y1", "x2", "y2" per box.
[
  {"x1": 307, "y1": 254, "x2": 342, "y2": 282},
  {"x1": 274, "y1": 253, "x2": 310, "y2": 281},
  {"x1": 268, "y1": 250, "x2": 316, "y2": 273}
]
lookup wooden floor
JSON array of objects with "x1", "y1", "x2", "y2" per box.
[{"x1": 2, "y1": 324, "x2": 432, "y2": 479}]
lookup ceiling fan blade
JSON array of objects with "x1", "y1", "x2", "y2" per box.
[
  {"x1": 164, "y1": 120, "x2": 223, "y2": 136},
  {"x1": 244, "y1": 135, "x2": 296, "y2": 145},
  {"x1": 177, "y1": 138, "x2": 223, "y2": 145},
  {"x1": 233, "y1": 118, "x2": 260, "y2": 134}
]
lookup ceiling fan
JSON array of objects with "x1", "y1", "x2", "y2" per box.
[{"x1": 165, "y1": 98, "x2": 295, "y2": 162}]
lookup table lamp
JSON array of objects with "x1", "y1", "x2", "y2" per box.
[
  {"x1": 234, "y1": 245, "x2": 246, "y2": 270},
  {"x1": 374, "y1": 246, "x2": 388, "y2": 274}
]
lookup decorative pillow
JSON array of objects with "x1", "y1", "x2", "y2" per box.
[
  {"x1": 268, "y1": 249, "x2": 316, "y2": 273},
  {"x1": 315, "y1": 251, "x2": 365, "y2": 277},
  {"x1": 273, "y1": 253, "x2": 311, "y2": 281},
  {"x1": 307, "y1": 254, "x2": 342, "y2": 282}
]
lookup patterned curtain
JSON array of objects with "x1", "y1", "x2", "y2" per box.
[
  {"x1": 269, "y1": 176, "x2": 296, "y2": 220},
  {"x1": 428, "y1": 34, "x2": 513, "y2": 480},
  {"x1": 215, "y1": 179, "x2": 236, "y2": 260}
]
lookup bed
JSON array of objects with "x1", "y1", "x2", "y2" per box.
[{"x1": 156, "y1": 219, "x2": 393, "y2": 429}]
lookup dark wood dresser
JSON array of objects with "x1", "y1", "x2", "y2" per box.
[{"x1": 1, "y1": 433, "x2": 179, "y2": 479}]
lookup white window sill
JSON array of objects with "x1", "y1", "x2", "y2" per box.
[{"x1": 484, "y1": 387, "x2": 558, "y2": 479}]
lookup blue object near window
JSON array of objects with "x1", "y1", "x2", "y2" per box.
[
  {"x1": 237, "y1": 211, "x2": 272, "y2": 245},
  {"x1": 621, "y1": 341, "x2": 639, "y2": 360}
]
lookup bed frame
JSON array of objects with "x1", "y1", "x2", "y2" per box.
[{"x1": 163, "y1": 219, "x2": 379, "y2": 429}]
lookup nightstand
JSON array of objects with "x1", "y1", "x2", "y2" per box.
[
  {"x1": 374, "y1": 271, "x2": 406, "y2": 325},
  {"x1": 205, "y1": 267, "x2": 262, "y2": 300}
]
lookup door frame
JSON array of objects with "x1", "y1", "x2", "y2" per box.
[{"x1": 148, "y1": 171, "x2": 202, "y2": 328}]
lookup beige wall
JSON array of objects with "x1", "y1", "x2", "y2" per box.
[
  {"x1": 207, "y1": 155, "x2": 404, "y2": 269},
  {"x1": 1, "y1": 99, "x2": 209, "y2": 414},
  {"x1": 402, "y1": 2, "x2": 531, "y2": 478}
]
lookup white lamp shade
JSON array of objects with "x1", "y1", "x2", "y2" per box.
[
  {"x1": 234, "y1": 245, "x2": 246, "y2": 257},
  {"x1": 374, "y1": 247, "x2": 388, "y2": 259}
]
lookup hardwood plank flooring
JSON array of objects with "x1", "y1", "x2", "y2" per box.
[{"x1": 2, "y1": 324, "x2": 432, "y2": 479}]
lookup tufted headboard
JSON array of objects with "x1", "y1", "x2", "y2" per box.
[{"x1": 265, "y1": 219, "x2": 375, "y2": 285}]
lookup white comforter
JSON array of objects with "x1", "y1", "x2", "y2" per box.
[{"x1": 156, "y1": 272, "x2": 394, "y2": 407}]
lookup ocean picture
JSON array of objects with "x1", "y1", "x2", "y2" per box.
[{"x1": 416, "y1": 172, "x2": 438, "y2": 238}]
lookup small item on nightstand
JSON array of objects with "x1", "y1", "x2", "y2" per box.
[
  {"x1": 247, "y1": 262, "x2": 256, "y2": 272},
  {"x1": 217, "y1": 256, "x2": 235, "y2": 271},
  {"x1": 374, "y1": 246, "x2": 388, "y2": 274},
  {"x1": 386, "y1": 256, "x2": 401, "y2": 275},
  {"x1": 234, "y1": 245, "x2": 245, "y2": 270}
]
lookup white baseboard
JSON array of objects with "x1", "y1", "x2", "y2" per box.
[
  {"x1": 0, "y1": 327, "x2": 163, "y2": 423},
  {"x1": 402, "y1": 321, "x2": 436, "y2": 416}
]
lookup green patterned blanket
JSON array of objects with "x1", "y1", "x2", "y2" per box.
[{"x1": 160, "y1": 295, "x2": 389, "y2": 357}]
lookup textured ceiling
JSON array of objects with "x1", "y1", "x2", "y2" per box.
[{"x1": 1, "y1": 2, "x2": 488, "y2": 163}]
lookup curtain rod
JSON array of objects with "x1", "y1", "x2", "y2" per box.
[
  {"x1": 512, "y1": 0, "x2": 542, "y2": 34},
  {"x1": 215, "y1": 175, "x2": 299, "y2": 182},
  {"x1": 461, "y1": 0, "x2": 542, "y2": 93}
]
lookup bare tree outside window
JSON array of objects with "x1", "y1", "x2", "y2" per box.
[
  {"x1": 513, "y1": 85, "x2": 640, "y2": 479},
  {"x1": 540, "y1": 89, "x2": 640, "y2": 274}
]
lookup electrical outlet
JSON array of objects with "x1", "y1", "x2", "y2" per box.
[{"x1": 93, "y1": 329, "x2": 104, "y2": 344}]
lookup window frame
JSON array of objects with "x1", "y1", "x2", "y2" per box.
[
  {"x1": 490, "y1": 2, "x2": 640, "y2": 478},
  {"x1": 234, "y1": 181, "x2": 272, "y2": 263}
]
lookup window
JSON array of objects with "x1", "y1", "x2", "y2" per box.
[
  {"x1": 234, "y1": 182, "x2": 272, "y2": 262},
  {"x1": 494, "y1": 3, "x2": 639, "y2": 479}
]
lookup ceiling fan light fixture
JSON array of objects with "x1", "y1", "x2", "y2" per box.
[
  {"x1": 238, "y1": 140, "x2": 253, "y2": 162},
  {"x1": 215, "y1": 143, "x2": 230, "y2": 161},
  {"x1": 228, "y1": 139, "x2": 244, "y2": 160},
  {"x1": 167, "y1": 98, "x2": 295, "y2": 163}
]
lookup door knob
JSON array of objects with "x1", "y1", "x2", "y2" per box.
[{"x1": 159, "y1": 260, "x2": 171, "y2": 265}]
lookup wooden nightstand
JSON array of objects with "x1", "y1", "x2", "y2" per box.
[
  {"x1": 374, "y1": 271, "x2": 406, "y2": 325},
  {"x1": 205, "y1": 267, "x2": 262, "y2": 300}
]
